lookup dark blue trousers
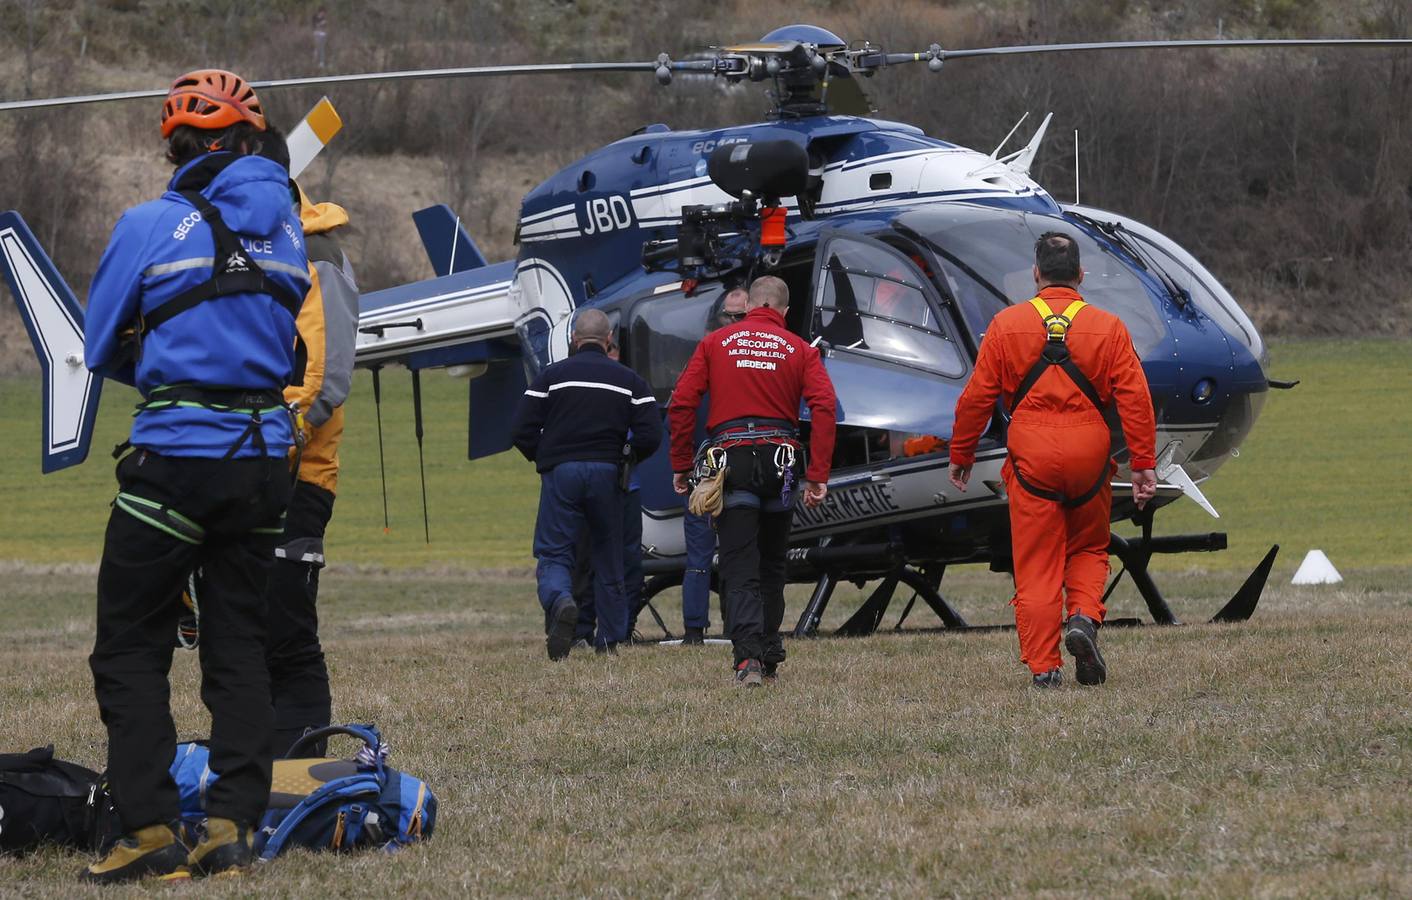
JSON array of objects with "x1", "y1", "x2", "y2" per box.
[
  {"x1": 533, "y1": 461, "x2": 628, "y2": 646},
  {"x1": 682, "y1": 510, "x2": 715, "y2": 630},
  {"x1": 573, "y1": 489, "x2": 643, "y2": 642}
]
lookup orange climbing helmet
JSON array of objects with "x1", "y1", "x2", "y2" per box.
[{"x1": 160, "y1": 69, "x2": 266, "y2": 139}]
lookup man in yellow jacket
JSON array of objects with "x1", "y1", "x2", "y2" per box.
[{"x1": 266, "y1": 186, "x2": 359, "y2": 757}]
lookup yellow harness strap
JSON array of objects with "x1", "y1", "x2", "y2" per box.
[{"x1": 1030, "y1": 296, "x2": 1087, "y2": 341}]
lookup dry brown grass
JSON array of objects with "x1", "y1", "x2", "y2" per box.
[{"x1": 1, "y1": 566, "x2": 1409, "y2": 897}]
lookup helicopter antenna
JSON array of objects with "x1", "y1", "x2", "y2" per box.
[
  {"x1": 1074, "y1": 130, "x2": 1081, "y2": 205},
  {"x1": 989, "y1": 111, "x2": 1029, "y2": 159},
  {"x1": 448, "y1": 215, "x2": 461, "y2": 275}
]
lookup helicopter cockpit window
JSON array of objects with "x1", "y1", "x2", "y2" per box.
[
  {"x1": 813, "y1": 238, "x2": 965, "y2": 378},
  {"x1": 899, "y1": 207, "x2": 1167, "y2": 356},
  {"x1": 628, "y1": 284, "x2": 723, "y2": 404}
]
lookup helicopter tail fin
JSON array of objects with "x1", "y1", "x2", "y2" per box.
[
  {"x1": 0, "y1": 210, "x2": 102, "y2": 472},
  {"x1": 413, "y1": 204, "x2": 489, "y2": 276}
]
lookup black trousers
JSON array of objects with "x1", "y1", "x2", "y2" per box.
[
  {"x1": 266, "y1": 481, "x2": 335, "y2": 758},
  {"x1": 92, "y1": 450, "x2": 290, "y2": 833},
  {"x1": 715, "y1": 445, "x2": 795, "y2": 667}
]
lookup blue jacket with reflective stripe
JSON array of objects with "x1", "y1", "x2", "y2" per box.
[
  {"x1": 510, "y1": 344, "x2": 663, "y2": 473},
  {"x1": 85, "y1": 153, "x2": 310, "y2": 457}
]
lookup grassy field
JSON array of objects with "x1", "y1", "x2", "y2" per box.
[
  {"x1": 0, "y1": 339, "x2": 1410, "y2": 896},
  {"x1": 0, "y1": 569, "x2": 1409, "y2": 896}
]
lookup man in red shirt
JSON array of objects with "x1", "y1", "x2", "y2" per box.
[
  {"x1": 949, "y1": 233, "x2": 1159, "y2": 688},
  {"x1": 669, "y1": 276, "x2": 837, "y2": 686}
]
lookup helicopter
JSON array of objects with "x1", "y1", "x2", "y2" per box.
[{"x1": 6, "y1": 25, "x2": 1410, "y2": 639}]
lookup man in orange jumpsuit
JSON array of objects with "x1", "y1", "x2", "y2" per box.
[{"x1": 949, "y1": 232, "x2": 1158, "y2": 687}]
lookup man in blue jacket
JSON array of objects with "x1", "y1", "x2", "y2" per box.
[
  {"x1": 511, "y1": 309, "x2": 662, "y2": 659},
  {"x1": 80, "y1": 69, "x2": 309, "y2": 884}
]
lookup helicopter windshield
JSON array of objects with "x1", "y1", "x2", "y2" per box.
[
  {"x1": 1072, "y1": 208, "x2": 1264, "y2": 361},
  {"x1": 897, "y1": 206, "x2": 1167, "y2": 354}
]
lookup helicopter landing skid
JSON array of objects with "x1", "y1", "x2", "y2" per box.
[
  {"x1": 636, "y1": 529, "x2": 1278, "y2": 642},
  {"x1": 1105, "y1": 507, "x2": 1279, "y2": 627}
]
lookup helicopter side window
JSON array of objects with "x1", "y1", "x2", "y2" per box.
[
  {"x1": 812, "y1": 238, "x2": 965, "y2": 378},
  {"x1": 628, "y1": 285, "x2": 723, "y2": 404}
]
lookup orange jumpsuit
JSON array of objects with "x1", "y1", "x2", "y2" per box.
[{"x1": 950, "y1": 285, "x2": 1157, "y2": 674}]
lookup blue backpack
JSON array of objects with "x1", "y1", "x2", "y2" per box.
[{"x1": 169, "y1": 724, "x2": 436, "y2": 859}]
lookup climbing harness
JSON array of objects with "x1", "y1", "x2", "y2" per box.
[
  {"x1": 1007, "y1": 296, "x2": 1124, "y2": 508},
  {"x1": 688, "y1": 446, "x2": 729, "y2": 517},
  {"x1": 691, "y1": 417, "x2": 806, "y2": 514},
  {"x1": 132, "y1": 385, "x2": 295, "y2": 461}
]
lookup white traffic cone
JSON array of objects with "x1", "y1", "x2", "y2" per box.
[{"x1": 1291, "y1": 549, "x2": 1342, "y2": 585}]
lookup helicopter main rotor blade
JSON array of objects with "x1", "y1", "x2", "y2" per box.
[
  {"x1": 0, "y1": 58, "x2": 718, "y2": 113},
  {"x1": 942, "y1": 37, "x2": 1412, "y2": 60},
  {"x1": 856, "y1": 36, "x2": 1412, "y2": 73}
]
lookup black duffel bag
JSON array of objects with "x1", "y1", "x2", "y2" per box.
[{"x1": 0, "y1": 746, "x2": 117, "y2": 853}]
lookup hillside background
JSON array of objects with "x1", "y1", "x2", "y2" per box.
[{"x1": 2, "y1": 0, "x2": 1410, "y2": 373}]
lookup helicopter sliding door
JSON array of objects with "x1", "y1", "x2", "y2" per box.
[
  {"x1": 810, "y1": 230, "x2": 968, "y2": 433},
  {"x1": 797, "y1": 231, "x2": 977, "y2": 538}
]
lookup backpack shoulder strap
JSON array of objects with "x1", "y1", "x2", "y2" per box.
[{"x1": 138, "y1": 191, "x2": 303, "y2": 336}]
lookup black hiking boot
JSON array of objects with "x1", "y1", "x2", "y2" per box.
[
  {"x1": 762, "y1": 661, "x2": 780, "y2": 684},
  {"x1": 545, "y1": 595, "x2": 578, "y2": 661},
  {"x1": 682, "y1": 626, "x2": 705, "y2": 645},
  {"x1": 1032, "y1": 668, "x2": 1063, "y2": 689},
  {"x1": 79, "y1": 823, "x2": 190, "y2": 884},
  {"x1": 734, "y1": 658, "x2": 763, "y2": 687},
  {"x1": 1064, "y1": 614, "x2": 1108, "y2": 685},
  {"x1": 188, "y1": 817, "x2": 254, "y2": 878}
]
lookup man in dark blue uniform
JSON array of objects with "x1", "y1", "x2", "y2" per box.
[
  {"x1": 568, "y1": 335, "x2": 645, "y2": 649},
  {"x1": 79, "y1": 69, "x2": 308, "y2": 883},
  {"x1": 512, "y1": 309, "x2": 662, "y2": 659}
]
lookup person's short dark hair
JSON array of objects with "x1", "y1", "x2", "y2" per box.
[
  {"x1": 1034, "y1": 231, "x2": 1081, "y2": 284},
  {"x1": 166, "y1": 121, "x2": 280, "y2": 167}
]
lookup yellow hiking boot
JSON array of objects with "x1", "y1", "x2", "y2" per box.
[
  {"x1": 78, "y1": 822, "x2": 190, "y2": 884},
  {"x1": 188, "y1": 817, "x2": 254, "y2": 878}
]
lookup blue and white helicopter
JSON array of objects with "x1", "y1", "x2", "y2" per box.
[{"x1": 6, "y1": 26, "x2": 1408, "y2": 637}]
